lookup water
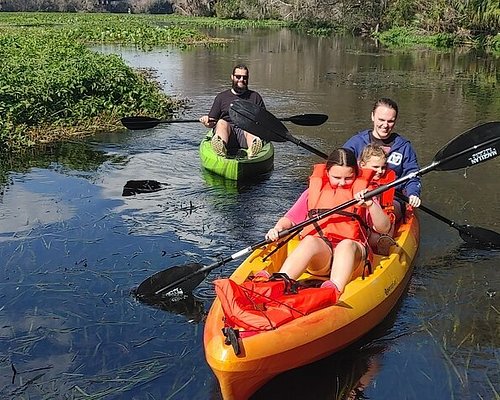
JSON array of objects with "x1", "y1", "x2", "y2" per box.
[{"x1": 0, "y1": 28, "x2": 499, "y2": 399}]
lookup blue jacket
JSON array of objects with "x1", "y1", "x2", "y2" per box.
[{"x1": 344, "y1": 129, "x2": 421, "y2": 197}]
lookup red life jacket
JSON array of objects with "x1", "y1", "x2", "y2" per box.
[
  {"x1": 214, "y1": 274, "x2": 336, "y2": 337},
  {"x1": 372, "y1": 168, "x2": 396, "y2": 222},
  {"x1": 300, "y1": 164, "x2": 374, "y2": 244}
]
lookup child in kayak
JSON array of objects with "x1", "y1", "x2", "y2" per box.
[
  {"x1": 262, "y1": 148, "x2": 391, "y2": 302},
  {"x1": 359, "y1": 144, "x2": 398, "y2": 255}
]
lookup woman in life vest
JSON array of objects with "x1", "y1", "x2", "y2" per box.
[
  {"x1": 263, "y1": 148, "x2": 391, "y2": 302},
  {"x1": 359, "y1": 144, "x2": 397, "y2": 255}
]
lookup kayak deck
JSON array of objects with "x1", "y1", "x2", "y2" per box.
[
  {"x1": 204, "y1": 211, "x2": 420, "y2": 399},
  {"x1": 199, "y1": 131, "x2": 274, "y2": 181}
]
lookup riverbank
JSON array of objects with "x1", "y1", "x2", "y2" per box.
[
  {"x1": 1, "y1": 13, "x2": 278, "y2": 149},
  {"x1": 1, "y1": 12, "x2": 497, "y2": 149}
]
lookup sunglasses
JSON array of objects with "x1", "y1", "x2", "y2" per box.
[{"x1": 234, "y1": 75, "x2": 248, "y2": 80}]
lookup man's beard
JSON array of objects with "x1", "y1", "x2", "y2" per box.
[{"x1": 232, "y1": 81, "x2": 247, "y2": 94}]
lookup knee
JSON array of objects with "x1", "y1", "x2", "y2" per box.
[
  {"x1": 300, "y1": 235, "x2": 324, "y2": 249},
  {"x1": 215, "y1": 120, "x2": 230, "y2": 132},
  {"x1": 336, "y1": 239, "x2": 359, "y2": 252}
]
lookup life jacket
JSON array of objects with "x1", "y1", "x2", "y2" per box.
[
  {"x1": 301, "y1": 164, "x2": 374, "y2": 244},
  {"x1": 371, "y1": 168, "x2": 396, "y2": 223},
  {"x1": 214, "y1": 273, "x2": 337, "y2": 341}
]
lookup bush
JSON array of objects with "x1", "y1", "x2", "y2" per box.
[{"x1": 0, "y1": 31, "x2": 178, "y2": 149}]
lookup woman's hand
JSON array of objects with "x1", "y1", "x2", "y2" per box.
[
  {"x1": 354, "y1": 189, "x2": 373, "y2": 208},
  {"x1": 408, "y1": 195, "x2": 421, "y2": 208}
]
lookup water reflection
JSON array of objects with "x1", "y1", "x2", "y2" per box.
[
  {"x1": 0, "y1": 29, "x2": 498, "y2": 399},
  {"x1": 245, "y1": 299, "x2": 405, "y2": 400}
]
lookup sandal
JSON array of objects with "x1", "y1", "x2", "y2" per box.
[{"x1": 376, "y1": 235, "x2": 397, "y2": 256}]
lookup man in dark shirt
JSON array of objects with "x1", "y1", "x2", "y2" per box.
[{"x1": 200, "y1": 64, "x2": 265, "y2": 158}]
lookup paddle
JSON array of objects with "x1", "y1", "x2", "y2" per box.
[
  {"x1": 230, "y1": 100, "x2": 500, "y2": 248},
  {"x1": 122, "y1": 179, "x2": 167, "y2": 196},
  {"x1": 134, "y1": 119, "x2": 500, "y2": 298},
  {"x1": 395, "y1": 192, "x2": 500, "y2": 248},
  {"x1": 121, "y1": 112, "x2": 328, "y2": 130},
  {"x1": 229, "y1": 101, "x2": 329, "y2": 159}
]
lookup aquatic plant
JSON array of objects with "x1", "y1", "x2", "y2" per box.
[{"x1": 0, "y1": 30, "x2": 180, "y2": 149}]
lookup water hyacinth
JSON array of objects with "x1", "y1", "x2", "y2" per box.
[{"x1": 0, "y1": 13, "x2": 232, "y2": 149}]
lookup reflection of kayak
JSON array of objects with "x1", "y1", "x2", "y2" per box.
[
  {"x1": 199, "y1": 131, "x2": 274, "y2": 181},
  {"x1": 204, "y1": 211, "x2": 419, "y2": 399}
]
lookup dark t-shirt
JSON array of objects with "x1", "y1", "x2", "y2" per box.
[{"x1": 208, "y1": 89, "x2": 265, "y2": 122}]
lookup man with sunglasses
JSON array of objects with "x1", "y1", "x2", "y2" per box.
[{"x1": 200, "y1": 64, "x2": 265, "y2": 158}]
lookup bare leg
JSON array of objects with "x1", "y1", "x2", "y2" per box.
[
  {"x1": 368, "y1": 222, "x2": 395, "y2": 249},
  {"x1": 279, "y1": 236, "x2": 331, "y2": 280},
  {"x1": 393, "y1": 201, "x2": 404, "y2": 223},
  {"x1": 243, "y1": 131, "x2": 260, "y2": 148},
  {"x1": 213, "y1": 119, "x2": 231, "y2": 143},
  {"x1": 329, "y1": 240, "x2": 365, "y2": 292}
]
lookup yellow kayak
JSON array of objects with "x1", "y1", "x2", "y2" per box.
[{"x1": 204, "y1": 211, "x2": 419, "y2": 399}]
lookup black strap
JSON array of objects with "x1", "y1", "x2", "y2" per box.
[
  {"x1": 262, "y1": 230, "x2": 301, "y2": 262},
  {"x1": 307, "y1": 209, "x2": 371, "y2": 241}
]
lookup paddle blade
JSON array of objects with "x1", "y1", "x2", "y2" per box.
[
  {"x1": 134, "y1": 263, "x2": 206, "y2": 298},
  {"x1": 122, "y1": 180, "x2": 167, "y2": 196},
  {"x1": 229, "y1": 100, "x2": 289, "y2": 142},
  {"x1": 286, "y1": 114, "x2": 329, "y2": 126},
  {"x1": 134, "y1": 293, "x2": 206, "y2": 322},
  {"x1": 433, "y1": 121, "x2": 500, "y2": 170},
  {"x1": 457, "y1": 225, "x2": 500, "y2": 249},
  {"x1": 121, "y1": 116, "x2": 161, "y2": 130}
]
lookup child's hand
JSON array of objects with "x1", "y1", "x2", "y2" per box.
[
  {"x1": 266, "y1": 227, "x2": 280, "y2": 241},
  {"x1": 354, "y1": 189, "x2": 373, "y2": 207}
]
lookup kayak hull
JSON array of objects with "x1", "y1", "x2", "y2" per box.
[
  {"x1": 204, "y1": 212, "x2": 420, "y2": 399},
  {"x1": 199, "y1": 131, "x2": 274, "y2": 181}
]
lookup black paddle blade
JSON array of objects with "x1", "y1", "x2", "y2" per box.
[
  {"x1": 433, "y1": 121, "x2": 500, "y2": 170},
  {"x1": 134, "y1": 292, "x2": 206, "y2": 322},
  {"x1": 121, "y1": 116, "x2": 161, "y2": 130},
  {"x1": 122, "y1": 180, "x2": 167, "y2": 196},
  {"x1": 457, "y1": 225, "x2": 500, "y2": 249},
  {"x1": 286, "y1": 113, "x2": 329, "y2": 126},
  {"x1": 229, "y1": 100, "x2": 289, "y2": 142},
  {"x1": 134, "y1": 263, "x2": 206, "y2": 298}
]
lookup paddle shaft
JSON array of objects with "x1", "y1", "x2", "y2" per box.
[
  {"x1": 155, "y1": 241, "x2": 269, "y2": 295},
  {"x1": 155, "y1": 157, "x2": 449, "y2": 295},
  {"x1": 288, "y1": 137, "x2": 328, "y2": 159},
  {"x1": 155, "y1": 130, "x2": 499, "y2": 295},
  {"x1": 395, "y1": 192, "x2": 453, "y2": 226},
  {"x1": 256, "y1": 132, "x2": 498, "y2": 242},
  {"x1": 121, "y1": 113, "x2": 328, "y2": 130}
]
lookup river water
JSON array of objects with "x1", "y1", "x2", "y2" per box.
[{"x1": 0, "y1": 28, "x2": 499, "y2": 399}]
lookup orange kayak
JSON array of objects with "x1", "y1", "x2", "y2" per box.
[{"x1": 204, "y1": 211, "x2": 419, "y2": 400}]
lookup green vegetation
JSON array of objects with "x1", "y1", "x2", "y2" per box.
[
  {"x1": 0, "y1": 13, "x2": 229, "y2": 149},
  {"x1": 0, "y1": 13, "x2": 230, "y2": 49},
  {"x1": 378, "y1": 0, "x2": 500, "y2": 52},
  {"x1": 0, "y1": 9, "x2": 497, "y2": 149},
  {"x1": 0, "y1": 29, "x2": 181, "y2": 149},
  {"x1": 375, "y1": 27, "x2": 459, "y2": 49}
]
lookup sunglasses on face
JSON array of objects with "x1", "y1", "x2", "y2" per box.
[{"x1": 234, "y1": 75, "x2": 248, "y2": 80}]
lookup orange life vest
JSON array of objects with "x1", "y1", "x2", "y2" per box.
[
  {"x1": 372, "y1": 168, "x2": 396, "y2": 222},
  {"x1": 301, "y1": 164, "x2": 374, "y2": 244},
  {"x1": 214, "y1": 274, "x2": 337, "y2": 337}
]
